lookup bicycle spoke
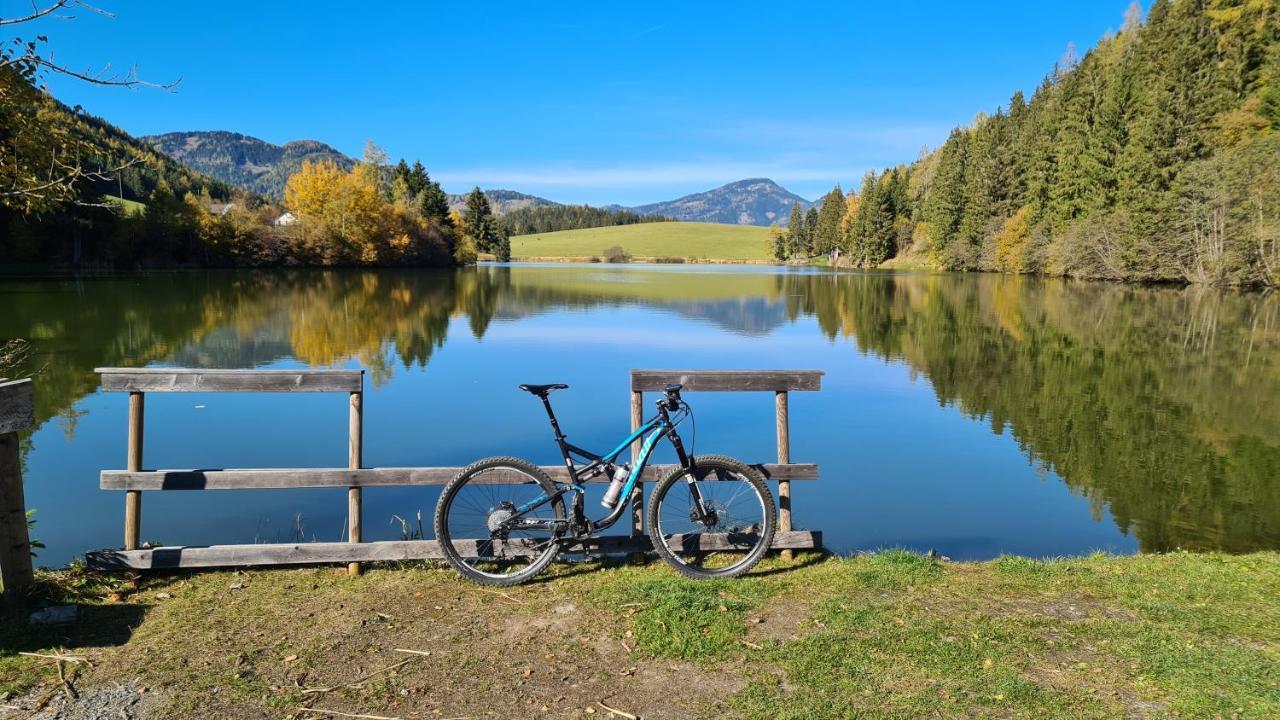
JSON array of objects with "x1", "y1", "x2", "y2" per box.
[
  {"x1": 440, "y1": 465, "x2": 562, "y2": 581},
  {"x1": 653, "y1": 464, "x2": 770, "y2": 574}
]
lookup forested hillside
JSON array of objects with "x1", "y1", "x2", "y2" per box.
[
  {"x1": 501, "y1": 204, "x2": 671, "y2": 236},
  {"x1": 832, "y1": 0, "x2": 1280, "y2": 286},
  {"x1": 142, "y1": 131, "x2": 355, "y2": 197}
]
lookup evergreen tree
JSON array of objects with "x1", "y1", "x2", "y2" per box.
[
  {"x1": 413, "y1": 161, "x2": 451, "y2": 223},
  {"x1": 462, "y1": 187, "x2": 508, "y2": 261},
  {"x1": 803, "y1": 208, "x2": 820, "y2": 256},
  {"x1": 923, "y1": 128, "x2": 971, "y2": 267},
  {"x1": 814, "y1": 186, "x2": 846, "y2": 255},
  {"x1": 786, "y1": 202, "x2": 807, "y2": 258}
]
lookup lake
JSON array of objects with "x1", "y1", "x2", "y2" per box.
[{"x1": 3, "y1": 264, "x2": 1278, "y2": 567}]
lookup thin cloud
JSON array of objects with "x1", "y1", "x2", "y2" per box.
[{"x1": 631, "y1": 23, "x2": 667, "y2": 38}]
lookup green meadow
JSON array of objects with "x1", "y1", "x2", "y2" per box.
[{"x1": 509, "y1": 221, "x2": 773, "y2": 261}]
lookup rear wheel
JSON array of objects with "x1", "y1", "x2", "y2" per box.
[
  {"x1": 434, "y1": 456, "x2": 565, "y2": 586},
  {"x1": 647, "y1": 454, "x2": 776, "y2": 579}
]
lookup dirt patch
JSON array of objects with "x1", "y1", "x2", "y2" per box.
[
  {"x1": 1021, "y1": 649, "x2": 1165, "y2": 719},
  {"x1": 744, "y1": 595, "x2": 814, "y2": 645},
  {"x1": 27, "y1": 569, "x2": 746, "y2": 719}
]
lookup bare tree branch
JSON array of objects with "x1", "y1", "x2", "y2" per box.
[
  {"x1": 0, "y1": 0, "x2": 75, "y2": 26},
  {"x1": 0, "y1": 153, "x2": 141, "y2": 199}
]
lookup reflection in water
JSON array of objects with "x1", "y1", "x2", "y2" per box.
[{"x1": 2, "y1": 265, "x2": 1277, "y2": 556}]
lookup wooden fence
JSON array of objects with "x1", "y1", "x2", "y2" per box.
[
  {"x1": 86, "y1": 368, "x2": 823, "y2": 572},
  {"x1": 0, "y1": 378, "x2": 35, "y2": 599}
]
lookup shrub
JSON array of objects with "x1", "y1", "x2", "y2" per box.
[{"x1": 602, "y1": 245, "x2": 630, "y2": 263}]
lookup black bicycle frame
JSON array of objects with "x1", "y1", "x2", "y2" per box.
[{"x1": 507, "y1": 394, "x2": 706, "y2": 537}]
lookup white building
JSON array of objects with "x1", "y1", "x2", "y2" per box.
[{"x1": 274, "y1": 212, "x2": 298, "y2": 226}]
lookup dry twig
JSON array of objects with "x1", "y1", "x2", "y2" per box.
[{"x1": 597, "y1": 699, "x2": 640, "y2": 719}]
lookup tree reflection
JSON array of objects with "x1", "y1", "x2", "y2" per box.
[{"x1": 2, "y1": 266, "x2": 1276, "y2": 553}]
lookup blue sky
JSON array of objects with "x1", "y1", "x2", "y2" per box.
[{"x1": 36, "y1": 1, "x2": 1136, "y2": 205}]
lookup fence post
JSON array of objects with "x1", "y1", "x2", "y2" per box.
[
  {"x1": 124, "y1": 391, "x2": 144, "y2": 550},
  {"x1": 347, "y1": 388, "x2": 363, "y2": 577},
  {"x1": 629, "y1": 390, "x2": 645, "y2": 561},
  {"x1": 0, "y1": 378, "x2": 35, "y2": 600},
  {"x1": 775, "y1": 390, "x2": 793, "y2": 561}
]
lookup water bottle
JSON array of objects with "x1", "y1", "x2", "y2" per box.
[{"x1": 601, "y1": 464, "x2": 630, "y2": 508}]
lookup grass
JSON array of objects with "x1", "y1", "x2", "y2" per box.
[
  {"x1": 510, "y1": 221, "x2": 773, "y2": 261},
  {"x1": 2, "y1": 552, "x2": 1278, "y2": 718},
  {"x1": 103, "y1": 194, "x2": 146, "y2": 217}
]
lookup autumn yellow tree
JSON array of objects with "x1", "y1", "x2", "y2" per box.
[{"x1": 284, "y1": 159, "x2": 389, "y2": 264}]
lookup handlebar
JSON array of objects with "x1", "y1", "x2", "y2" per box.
[{"x1": 660, "y1": 383, "x2": 683, "y2": 411}]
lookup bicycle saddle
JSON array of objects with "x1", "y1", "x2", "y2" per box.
[{"x1": 519, "y1": 383, "x2": 569, "y2": 396}]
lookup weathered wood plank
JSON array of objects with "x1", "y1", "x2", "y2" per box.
[
  {"x1": 84, "y1": 530, "x2": 823, "y2": 570},
  {"x1": 96, "y1": 368, "x2": 364, "y2": 393},
  {"x1": 631, "y1": 370, "x2": 823, "y2": 393},
  {"x1": 0, "y1": 431, "x2": 34, "y2": 596},
  {"x1": 0, "y1": 379, "x2": 34, "y2": 435},
  {"x1": 100, "y1": 463, "x2": 820, "y2": 490}
]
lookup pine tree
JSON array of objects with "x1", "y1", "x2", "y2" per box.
[
  {"x1": 923, "y1": 128, "x2": 971, "y2": 267},
  {"x1": 803, "y1": 208, "x2": 820, "y2": 256},
  {"x1": 412, "y1": 161, "x2": 451, "y2": 223},
  {"x1": 462, "y1": 187, "x2": 508, "y2": 260},
  {"x1": 786, "y1": 202, "x2": 807, "y2": 258},
  {"x1": 814, "y1": 186, "x2": 846, "y2": 255}
]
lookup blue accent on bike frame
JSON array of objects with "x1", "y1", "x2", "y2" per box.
[{"x1": 510, "y1": 415, "x2": 670, "y2": 515}]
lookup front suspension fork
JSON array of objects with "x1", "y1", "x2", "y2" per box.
[{"x1": 664, "y1": 413, "x2": 714, "y2": 524}]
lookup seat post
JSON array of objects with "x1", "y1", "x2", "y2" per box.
[{"x1": 540, "y1": 395, "x2": 566, "y2": 442}]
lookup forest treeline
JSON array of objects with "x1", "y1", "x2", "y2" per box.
[
  {"x1": 500, "y1": 204, "x2": 670, "y2": 236},
  {"x1": 775, "y1": 0, "x2": 1280, "y2": 286}
]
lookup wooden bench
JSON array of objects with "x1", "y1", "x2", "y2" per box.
[{"x1": 87, "y1": 368, "x2": 823, "y2": 572}]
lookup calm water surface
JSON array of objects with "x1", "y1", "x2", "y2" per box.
[{"x1": 3, "y1": 264, "x2": 1278, "y2": 566}]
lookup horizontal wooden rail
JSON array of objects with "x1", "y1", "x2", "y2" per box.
[
  {"x1": 96, "y1": 368, "x2": 364, "y2": 393},
  {"x1": 0, "y1": 379, "x2": 34, "y2": 435},
  {"x1": 85, "y1": 530, "x2": 823, "y2": 570},
  {"x1": 101, "y1": 463, "x2": 819, "y2": 490},
  {"x1": 631, "y1": 370, "x2": 823, "y2": 392}
]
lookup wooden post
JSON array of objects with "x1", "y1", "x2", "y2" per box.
[
  {"x1": 0, "y1": 433, "x2": 33, "y2": 599},
  {"x1": 775, "y1": 391, "x2": 793, "y2": 561},
  {"x1": 1, "y1": 378, "x2": 35, "y2": 600},
  {"x1": 629, "y1": 390, "x2": 644, "y2": 562},
  {"x1": 347, "y1": 390, "x2": 363, "y2": 576},
  {"x1": 125, "y1": 391, "x2": 144, "y2": 551}
]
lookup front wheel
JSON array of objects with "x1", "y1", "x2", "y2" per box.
[
  {"x1": 434, "y1": 456, "x2": 565, "y2": 586},
  {"x1": 647, "y1": 454, "x2": 776, "y2": 579}
]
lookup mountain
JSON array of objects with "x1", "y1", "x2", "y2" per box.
[
  {"x1": 141, "y1": 131, "x2": 354, "y2": 197},
  {"x1": 633, "y1": 178, "x2": 814, "y2": 226},
  {"x1": 446, "y1": 188, "x2": 558, "y2": 215}
]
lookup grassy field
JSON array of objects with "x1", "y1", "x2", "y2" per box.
[
  {"x1": 103, "y1": 194, "x2": 146, "y2": 217},
  {"x1": 3, "y1": 551, "x2": 1277, "y2": 718},
  {"x1": 510, "y1": 221, "x2": 773, "y2": 261}
]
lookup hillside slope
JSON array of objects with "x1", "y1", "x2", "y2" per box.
[
  {"x1": 634, "y1": 178, "x2": 814, "y2": 226},
  {"x1": 142, "y1": 131, "x2": 354, "y2": 197},
  {"x1": 838, "y1": 0, "x2": 1280, "y2": 286},
  {"x1": 446, "y1": 188, "x2": 558, "y2": 214},
  {"x1": 510, "y1": 221, "x2": 771, "y2": 260}
]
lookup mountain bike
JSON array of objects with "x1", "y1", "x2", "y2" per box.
[{"x1": 434, "y1": 382, "x2": 777, "y2": 585}]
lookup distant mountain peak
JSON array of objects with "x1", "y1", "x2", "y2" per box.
[
  {"x1": 142, "y1": 130, "x2": 354, "y2": 197},
  {"x1": 633, "y1": 178, "x2": 814, "y2": 226}
]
